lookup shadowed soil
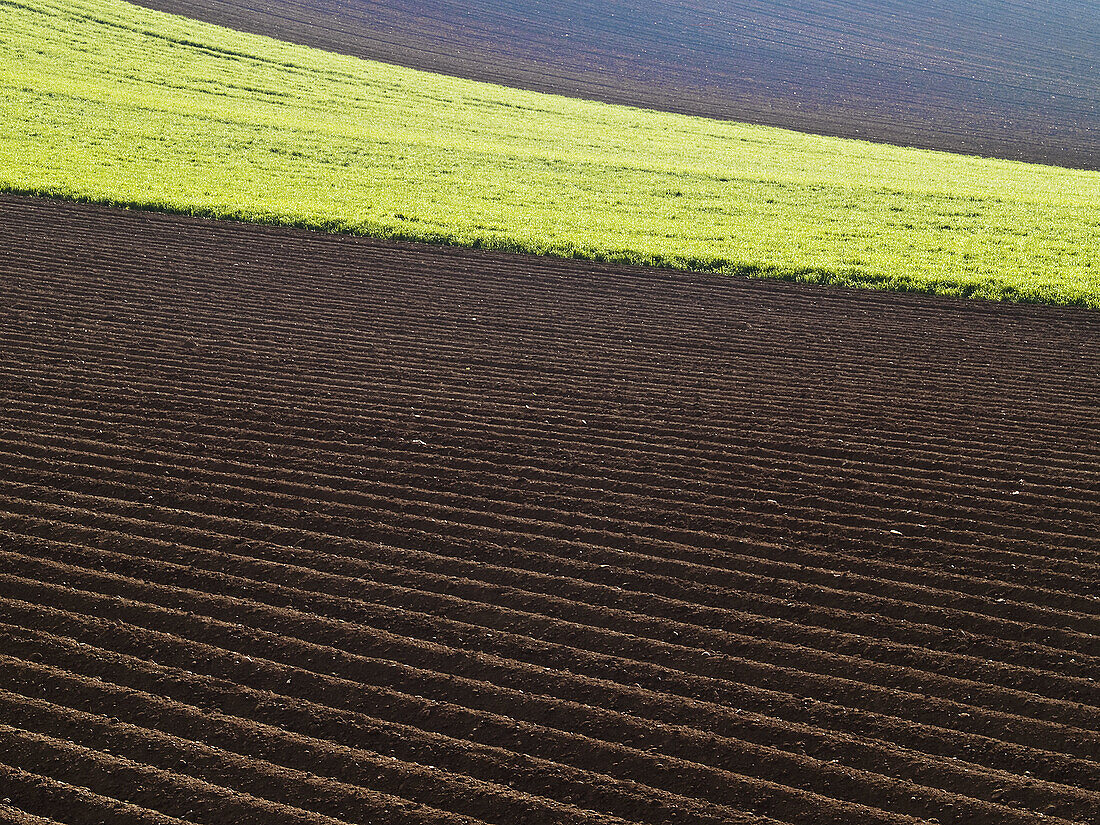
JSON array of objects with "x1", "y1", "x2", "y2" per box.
[{"x1": 126, "y1": 0, "x2": 1100, "y2": 170}]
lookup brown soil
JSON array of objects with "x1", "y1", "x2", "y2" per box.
[
  {"x1": 126, "y1": 0, "x2": 1100, "y2": 170},
  {"x1": 0, "y1": 193, "x2": 1097, "y2": 824}
]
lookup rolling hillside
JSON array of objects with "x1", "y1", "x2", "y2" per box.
[
  {"x1": 3, "y1": 0, "x2": 1100, "y2": 306},
  {"x1": 127, "y1": 0, "x2": 1100, "y2": 170},
  {"x1": 2, "y1": 0, "x2": 1099, "y2": 821}
]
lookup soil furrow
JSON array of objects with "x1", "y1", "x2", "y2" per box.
[
  {"x1": 2, "y1": 431, "x2": 1097, "y2": 603},
  {"x1": 3, "y1": 539, "x2": 1099, "y2": 818},
  {"x1": 4, "y1": 600, "x2": 1097, "y2": 811},
  {"x1": 0, "y1": 689, "x2": 624, "y2": 825},
  {"x1": 1, "y1": 472, "x2": 1096, "y2": 656},
  {"x1": 2, "y1": 512, "x2": 1097, "y2": 721},
  {"x1": 0, "y1": 195, "x2": 1096, "y2": 824},
  {"x1": 2, "y1": 571, "x2": 1099, "y2": 780},
  {"x1": 0, "y1": 725, "x2": 488, "y2": 825},
  {"x1": 3, "y1": 356, "x2": 1096, "y2": 494},
  {"x1": 3, "y1": 418, "x2": 1098, "y2": 562},
  {"x1": 0, "y1": 762, "x2": 198, "y2": 825},
  {"x1": 0, "y1": 599, "x2": 928, "y2": 825},
  {"x1": 0, "y1": 625, "x2": 800, "y2": 825}
]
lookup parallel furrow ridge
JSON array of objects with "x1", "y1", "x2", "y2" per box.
[{"x1": 0, "y1": 194, "x2": 1097, "y2": 825}]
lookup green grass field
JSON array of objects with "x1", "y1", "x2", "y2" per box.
[{"x1": 2, "y1": 0, "x2": 1099, "y2": 305}]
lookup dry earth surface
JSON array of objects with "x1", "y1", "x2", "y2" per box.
[
  {"x1": 0, "y1": 193, "x2": 1098, "y2": 824},
  {"x1": 126, "y1": 0, "x2": 1100, "y2": 170}
]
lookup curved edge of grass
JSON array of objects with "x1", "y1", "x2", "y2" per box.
[
  {"x1": 6, "y1": 0, "x2": 1099, "y2": 312},
  {"x1": 8, "y1": 183, "x2": 1095, "y2": 311}
]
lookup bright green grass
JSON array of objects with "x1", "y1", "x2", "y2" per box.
[{"x1": 2, "y1": 0, "x2": 1099, "y2": 305}]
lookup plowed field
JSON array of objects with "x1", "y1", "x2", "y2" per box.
[
  {"x1": 127, "y1": 0, "x2": 1100, "y2": 170},
  {"x1": 0, "y1": 193, "x2": 1098, "y2": 825}
]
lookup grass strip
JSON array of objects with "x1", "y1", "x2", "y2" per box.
[{"x1": 2, "y1": 0, "x2": 1099, "y2": 305}]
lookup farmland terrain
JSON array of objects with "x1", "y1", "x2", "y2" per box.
[
  {"x1": 127, "y1": 0, "x2": 1100, "y2": 170},
  {"x1": 3, "y1": 0, "x2": 1100, "y2": 306},
  {"x1": 0, "y1": 193, "x2": 1097, "y2": 824}
]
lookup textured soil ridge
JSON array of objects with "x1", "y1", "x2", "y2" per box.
[{"x1": 0, "y1": 194, "x2": 1097, "y2": 824}]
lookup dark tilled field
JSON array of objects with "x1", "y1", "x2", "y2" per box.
[
  {"x1": 127, "y1": 0, "x2": 1100, "y2": 170},
  {"x1": 0, "y1": 193, "x2": 1098, "y2": 824}
]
